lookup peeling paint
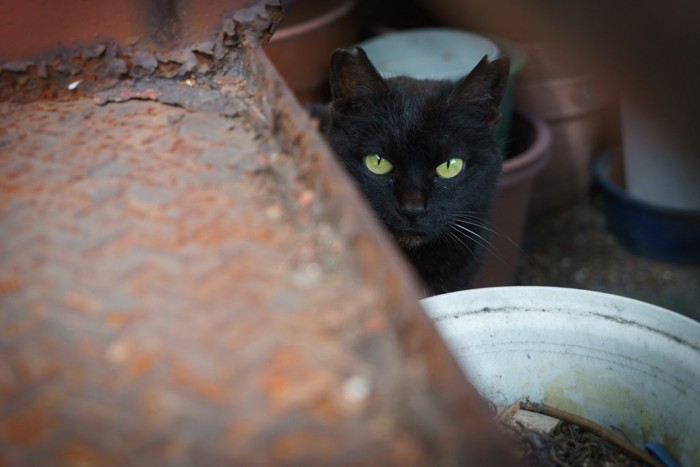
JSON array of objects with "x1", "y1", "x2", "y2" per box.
[{"x1": 0, "y1": 0, "x2": 283, "y2": 102}]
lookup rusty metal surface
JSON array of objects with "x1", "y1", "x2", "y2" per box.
[
  {"x1": 264, "y1": 0, "x2": 359, "y2": 102},
  {"x1": 0, "y1": 31, "x2": 514, "y2": 465},
  {"x1": 0, "y1": 0, "x2": 283, "y2": 102}
]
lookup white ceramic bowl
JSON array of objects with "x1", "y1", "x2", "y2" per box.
[
  {"x1": 359, "y1": 28, "x2": 499, "y2": 81},
  {"x1": 421, "y1": 286, "x2": 700, "y2": 466}
]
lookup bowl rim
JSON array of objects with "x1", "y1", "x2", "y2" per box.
[{"x1": 421, "y1": 285, "x2": 700, "y2": 345}]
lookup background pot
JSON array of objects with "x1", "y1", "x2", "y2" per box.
[
  {"x1": 421, "y1": 286, "x2": 700, "y2": 467},
  {"x1": 621, "y1": 96, "x2": 700, "y2": 211},
  {"x1": 265, "y1": 0, "x2": 359, "y2": 102},
  {"x1": 472, "y1": 111, "x2": 551, "y2": 288},
  {"x1": 358, "y1": 28, "x2": 499, "y2": 81},
  {"x1": 489, "y1": 35, "x2": 526, "y2": 149},
  {"x1": 595, "y1": 151, "x2": 700, "y2": 264},
  {"x1": 515, "y1": 42, "x2": 604, "y2": 214}
]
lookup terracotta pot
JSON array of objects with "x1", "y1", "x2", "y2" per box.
[
  {"x1": 472, "y1": 111, "x2": 551, "y2": 288},
  {"x1": 415, "y1": 0, "x2": 551, "y2": 43},
  {"x1": 515, "y1": 43, "x2": 604, "y2": 214},
  {"x1": 265, "y1": 0, "x2": 358, "y2": 102}
]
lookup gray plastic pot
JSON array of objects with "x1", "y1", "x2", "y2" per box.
[{"x1": 421, "y1": 286, "x2": 700, "y2": 466}]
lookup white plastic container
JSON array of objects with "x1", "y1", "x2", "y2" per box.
[
  {"x1": 421, "y1": 286, "x2": 700, "y2": 466},
  {"x1": 359, "y1": 28, "x2": 499, "y2": 81}
]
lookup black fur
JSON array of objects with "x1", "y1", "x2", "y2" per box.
[{"x1": 326, "y1": 47, "x2": 509, "y2": 294}]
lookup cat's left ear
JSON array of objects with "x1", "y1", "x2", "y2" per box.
[
  {"x1": 451, "y1": 56, "x2": 510, "y2": 125},
  {"x1": 329, "y1": 47, "x2": 388, "y2": 109}
]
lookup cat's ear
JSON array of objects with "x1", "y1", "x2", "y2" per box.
[
  {"x1": 451, "y1": 56, "x2": 510, "y2": 125},
  {"x1": 329, "y1": 47, "x2": 388, "y2": 106}
]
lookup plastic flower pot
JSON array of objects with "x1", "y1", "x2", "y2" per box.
[
  {"x1": 489, "y1": 35, "x2": 526, "y2": 148},
  {"x1": 421, "y1": 286, "x2": 700, "y2": 467},
  {"x1": 472, "y1": 111, "x2": 551, "y2": 288},
  {"x1": 265, "y1": 0, "x2": 359, "y2": 102},
  {"x1": 594, "y1": 150, "x2": 700, "y2": 264},
  {"x1": 359, "y1": 27, "x2": 499, "y2": 80}
]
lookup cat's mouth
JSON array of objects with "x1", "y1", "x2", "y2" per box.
[{"x1": 394, "y1": 231, "x2": 428, "y2": 249}]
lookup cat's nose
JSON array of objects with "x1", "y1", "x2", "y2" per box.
[{"x1": 400, "y1": 203, "x2": 427, "y2": 224}]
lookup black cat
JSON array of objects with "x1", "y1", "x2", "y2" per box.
[{"x1": 325, "y1": 47, "x2": 509, "y2": 294}]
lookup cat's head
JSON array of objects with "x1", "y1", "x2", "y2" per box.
[{"x1": 326, "y1": 47, "x2": 509, "y2": 250}]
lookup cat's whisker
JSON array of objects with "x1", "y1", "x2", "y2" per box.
[
  {"x1": 448, "y1": 224, "x2": 493, "y2": 258},
  {"x1": 453, "y1": 216, "x2": 504, "y2": 253},
  {"x1": 454, "y1": 211, "x2": 533, "y2": 264},
  {"x1": 450, "y1": 222, "x2": 510, "y2": 267},
  {"x1": 441, "y1": 229, "x2": 477, "y2": 260},
  {"x1": 454, "y1": 211, "x2": 507, "y2": 236},
  {"x1": 454, "y1": 211, "x2": 513, "y2": 240},
  {"x1": 451, "y1": 223, "x2": 493, "y2": 249}
]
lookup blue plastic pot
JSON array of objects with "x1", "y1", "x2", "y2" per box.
[{"x1": 594, "y1": 151, "x2": 700, "y2": 264}]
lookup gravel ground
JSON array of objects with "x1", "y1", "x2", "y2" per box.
[{"x1": 515, "y1": 189, "x2": 700, "y2": 322}]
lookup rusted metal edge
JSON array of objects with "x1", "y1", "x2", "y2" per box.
[
  {"x1": 239, "y1": 34, "x2": 518, "y2": 465},
  {"x1": 0, "y1": 0, "x2": 282, "y2": 102}
]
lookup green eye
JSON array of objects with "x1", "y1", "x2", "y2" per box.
[
  {"x1": 364, "y1": 154, "x2": 393, "y2": 175},
  {"x1": 436, "y1": 158, "x2": 464, "y2": 179}
]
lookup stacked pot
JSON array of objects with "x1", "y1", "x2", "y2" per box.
[{"x1": 514, "y1": 43, "x2": 605, "y2": 214}]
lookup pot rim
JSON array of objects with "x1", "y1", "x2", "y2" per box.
[
  {"x1": 518, "y1": 72, "x2": 599, "y2": 90},
  {"x1": 499, "y1": 111, "x2": 552, "y2": 187},
  {"x1": 358, "y1": 27, "x2": 500, "y2": 81},
  {"x1": 270, "y1": 0, "x2": 358, "y2": 42},
  {"x1": 421, "y1": 285, "x2": 699, "y2": 334},
  {"x1": 594, "y1": 150, "x2": 700, "y2": 218},
  {"x1": 515, "y1": 74, "x2": 603, "y2": 120},
  {"x1": 487, "y1": 34, "x2": 527, "y2": 77}
]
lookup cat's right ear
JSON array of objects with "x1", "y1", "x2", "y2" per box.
[
  {"x1": 329, "y1": 47, "x2": 388, "y2": 110},
  {"x1": 450, "y1": 55, "x2": 510, "y2": 126}
]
